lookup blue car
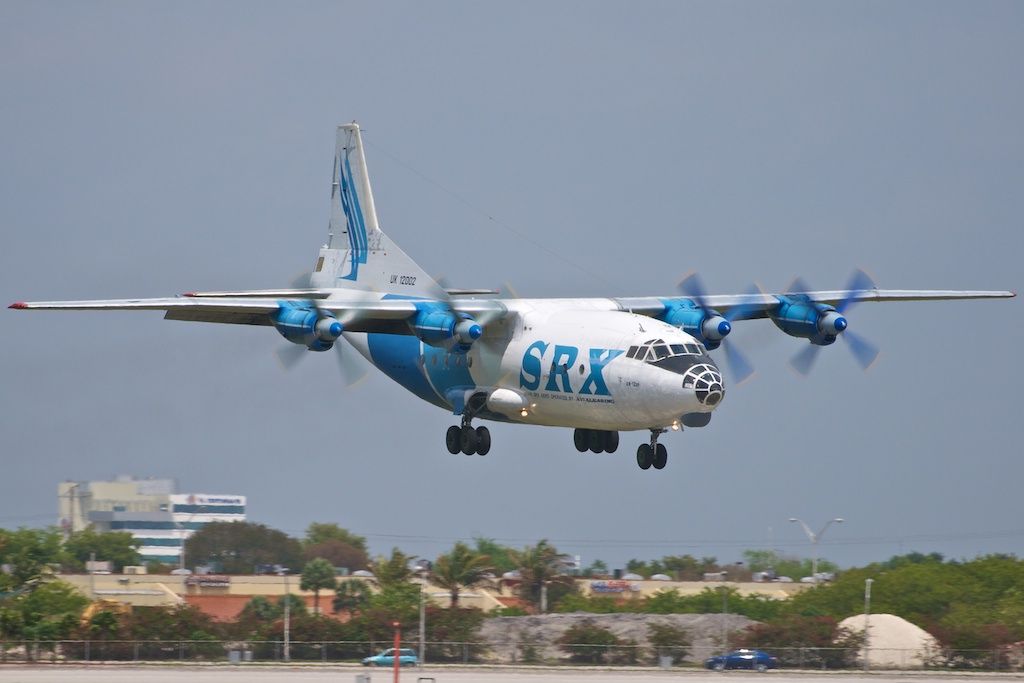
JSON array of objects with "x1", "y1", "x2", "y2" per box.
[
  {"x1": 705, "y1": 649, "x2": 778, "y2": 671},
  {"x1": 362, "y1": 648, "x2": 418, "y2": 667}
]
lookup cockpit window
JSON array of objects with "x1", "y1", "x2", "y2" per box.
[{"x1": 630, "y1": 338, "x2": 709, "y2": 367}]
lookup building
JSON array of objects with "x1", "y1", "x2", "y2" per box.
[{"x1": 58, "y1": 476, "x2": 246, "y2": 567}]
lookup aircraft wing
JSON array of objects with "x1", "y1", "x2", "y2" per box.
[
  {"x1": 617, "y1": 288, "x2": 1015, "y2": 321},
  {"x1": 8, "y1": 294, "x2": 509, "y2": 334}
]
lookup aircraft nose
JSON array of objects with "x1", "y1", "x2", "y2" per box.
[{"x1": 682, "y1": 363, "x2": 725, "y2": 407}]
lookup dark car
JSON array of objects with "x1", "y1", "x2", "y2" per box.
[{"x1": 705, "y1": 648, "x2": 778, "y2": 671}]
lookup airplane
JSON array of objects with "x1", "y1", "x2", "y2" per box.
[{"x1": 9, "y1": 123, "x2": 1016, "y2": 470}]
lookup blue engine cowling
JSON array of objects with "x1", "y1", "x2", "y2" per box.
[
  {"x1": 660, "y1": 300, "x2": 731, "y2": 350},
  {"x1": 410, "y1": 303, "x2": 482, "y2": 353},
  {"x1": 770, "y1": 296, "x2": 847, "y2": 346},
  {"x1": 272, "y1": 301, "x2": 343, "y2": 351}
]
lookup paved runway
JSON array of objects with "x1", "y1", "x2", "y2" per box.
[{"x1": 0, "y1": 667, "x2": 1017, "y2": 683}]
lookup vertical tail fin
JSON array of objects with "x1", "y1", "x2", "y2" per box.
[{"x1": 311, "y1": 122, "x2": 444, "y2": 297}]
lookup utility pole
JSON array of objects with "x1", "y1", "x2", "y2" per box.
[
  {"x1": 863, "y1": 578, "x2": 874, "y2": 672},
  {"x1": 282, "y1": 570, "x2": 290, "y2": 662}
]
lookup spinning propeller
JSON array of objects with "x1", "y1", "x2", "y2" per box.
[
  {"x1": 787, "y1": 269, "x2": 880, "y2": 375},
  {"x1": 677, "y1": 273, "x2": 757, "y2": 384}
]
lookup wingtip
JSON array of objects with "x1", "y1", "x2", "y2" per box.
[{"x1": 9, "y1": 302, "x2": 27, "y2": 309}]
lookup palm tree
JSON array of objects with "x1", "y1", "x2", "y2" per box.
[
  {"x1": 332, "y1": 578, "x2": 371, "y2": 616},
  {"x1": 431, "y1": 542, "x2": 492, "y2": 607},
  {"x1": 511, "y1": 539, "x2": 576, "y2": 611},
  {"x1": 299, "y1": 557, "x2": 337, "y2": 615}
]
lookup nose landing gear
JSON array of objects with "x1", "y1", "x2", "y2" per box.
[
  {"x1": 636, "y1": 429, "x2": 669, "y2": 470},
  {"x1": 445, "y1": 416, "x2": 491, "y2": 456}
]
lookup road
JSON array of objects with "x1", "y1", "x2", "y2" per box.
[{"x1": 0, "y1": 667, "x2": 1017, "y2": 683}]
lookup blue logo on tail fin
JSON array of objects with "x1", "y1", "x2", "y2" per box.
[{"x1": 338, "y1": 150, "x2": 369, "y2": 281}]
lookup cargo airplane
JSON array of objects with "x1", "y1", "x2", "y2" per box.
[{"x1": 9, "y1": 123, "x2": 1016, "y2": 470}]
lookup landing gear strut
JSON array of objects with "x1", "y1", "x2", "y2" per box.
[
  {"x1": 446, "y1": 415, "x2": 490, "y2": 456},
  {"x1": 573, "y1": 428, "x2": 619, "y2": 453},
  {"x1": 636, "y1": 429, "x2": 669, "y2": 470}
]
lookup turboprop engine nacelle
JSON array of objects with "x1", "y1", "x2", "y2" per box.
[
  {"x1": 661, "y1": 300, "x2": 731, "y2": 350},
  {"x1": 272, "y1": 301, "x2": 343, "y2": 351},
  {"x1": 770, "y1": 298, "x2": 848, "y2": 346},
  {"x1": 410, "y1": 304, "x2": 482, "y2": 353}
]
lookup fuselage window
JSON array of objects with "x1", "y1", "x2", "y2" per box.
[
  {"x1": 654, "y1": 344, "x2": 670, "y2": 360},
  {"x1": 627, "y1": 346, "x2": 639, "y2": 359},
  {"x1": 670, "y1": 344, "x2": 686, "y2": 355}
]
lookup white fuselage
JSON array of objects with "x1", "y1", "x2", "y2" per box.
[{"x1": 347, "y1": 298, "x2": 725, "y2": 432}]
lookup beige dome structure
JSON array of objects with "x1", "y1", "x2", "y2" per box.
[{"x1": 840, "y1": 613, "x2": 940, "y2": 669}]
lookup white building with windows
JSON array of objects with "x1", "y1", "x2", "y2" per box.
[{"x1": 58, "y1": 476, "x2": 246, "y2": 567}]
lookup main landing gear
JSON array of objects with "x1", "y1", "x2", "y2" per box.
[
  {"x1": 573, "y1": 428, "x2": 619, "y2": 454},
  {"x1": 445, "y1": 415, "x2": 491, "y2": 456},
  {"x1": 636, "y1": 429, "x2": 669, "y2": 471}
]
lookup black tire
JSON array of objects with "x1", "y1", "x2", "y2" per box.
[
  {"x1": 475, "y1": 426, "x2": 491, "y2": 455},
  {"x1": 653, "y1": 443, "x2": 668, "y2": 470},
  {"x1": 604, "y1": 431, "x2": 619, "y2": 453},
  {"x1": 636, "y1": 443, "x2": 653, "y2": 470},
  {"x1": 573, "y1": 428, "x2": 589, "y2": 452},
  {"x1": 445, "y1": 425, "x2": 462, "y2": 454},
  {"x1": 460, "y1": 426, "x2": 477, "y2": 455},
  {"x1": 588, "y1": 429, "x2": 604, "y2": 453},
  {"x1": 714, "y1": 662, "x2": 725, "y2": 671},
  {"x1": 756, "y1": 663, "x2": 767, "y2": 672}
]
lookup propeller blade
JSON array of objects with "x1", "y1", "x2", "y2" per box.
[
  {"x1": 836, "y1": 268, "x2": 877, "y2": 313},
  {"x1": 722, "y1": 340, "x2": 755, "y2": 385},
  {"x1": 786, "y1": 276, "x2": 813, "y2": 296},
  {"x1": 335, "y1": 340, "x2": 370, "y2": 387},
  {"x1": 844, "y1": 329, "x2": 880, "y2": 370},
  {"x1": 725, "y1": 282, "x2": 767, "y2": 323},
  {"x1": 678, "y1": 272, "x2": 711, "y2": 309},
  {"x1": 275, "y1": 345, "x2": 306, "y2": 371},
  {"x1": 790, "y1": 343, "x2": 821, "y2": 376}
]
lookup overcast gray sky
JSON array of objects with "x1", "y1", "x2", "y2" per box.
[{"x1": 1, "y1": 1, "x2": 1021, "y2": 572}]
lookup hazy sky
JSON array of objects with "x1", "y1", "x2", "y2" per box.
[{"x1": 1, "y1": 1, "x2": 1021, "y2": 573}]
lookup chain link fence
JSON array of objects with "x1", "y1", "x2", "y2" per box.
[{"x1": 0, "y1": 640, "x2": 1019, "y2": 671}]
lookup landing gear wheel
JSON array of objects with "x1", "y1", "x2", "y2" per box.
[
  {"x1": 475, "y1": 426, "x2": 491, "y2": 456},
  {"x1": 604, "y1": 431, "x2": 619, "y2": 453},
  {"x1": 460, "y1": 426, "x2": 478, "y2": 455},
  {"x1": 573, "y1": 428, "x2": 588, "y2": 453},
  {"x1": 653, "y1": 443, "x2": 668, "y2": 470},
  {"x1": 445, "y1": 426, "x2": 462, "y2": 454},
  {"x1": 636, "y1": 443, "x2": 653, "y2": 470},
  {"x1": 588, "y1": 430, "x2": 605, "y2": 453}
]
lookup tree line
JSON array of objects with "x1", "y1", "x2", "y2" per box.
[{"x1": 3, "y1": 523, "x2": 1023, "y2": 668}]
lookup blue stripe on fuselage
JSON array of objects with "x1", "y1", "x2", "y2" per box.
[
  {"x1": 366, "y1": 333, "x2": 446, "y2": 409},
  {"x1": 422, "y1": 345, "x2": 476, "y2": 404}
]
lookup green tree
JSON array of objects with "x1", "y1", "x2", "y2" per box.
[
  {"x1": 0, "y1": 527, "x2": 65, "y2": 589},
  {"x1": 11, "y1": 579, "x2": 88, "y2": 640},
  {"x1": 370, "y1": 548, "x2": 414, "y2": 587},
  {"x1": 473, "y1": 537, "x2": 518, "y2": 574},
  {"x1": 425, "y1": 605, "x2": 487, "y2": 662},
  {"x1": 557, "y1": 618, "x2": 622, "y2": 664},
  {"x1": 432, "y1": 542, "x2": 492, "y2": 608},
  {"x1": 64, "y1": 527, "x2": 141, "y2": 571},
  {"x1": 182, "y1": 521, "x2": 302, "y2": 574},
  {"x1": 304, "y1": 522, "x2": 368, "y2": 553},
  {"x1": 300, "y1": 557, "x2": 338, "y2": 615},
  {"x1": 646, "y1": 621, "x2": 691, "y2": 664},
  {"x1": 302, "y1": 539, "x2": 368, "y2": 572},
  {"x1": 737, "y1": 614, "x2": 863, "y2": 669},
  {"x1": 332, "y1": 579, "x2": 371, "y2": 616},
  {"x1": 239, "y1": 595, "x2": 279, "y2": 621},
  {"x1": 511, "y1": 540, "x2": 578, "y2": 611}
]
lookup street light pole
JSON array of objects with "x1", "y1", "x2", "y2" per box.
[
  {"x1": 864, "y1": 578, "x2": 874, "y2": 672},
  {"x1": 789, "y1": 517, "x2": 844, "y2": 581},
  {"x1": 282, "y1": 571, "x2": 290, "y2": 663},
  {"x1": 418, "y1": 572, "x2": 427, "y2": 666}
]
